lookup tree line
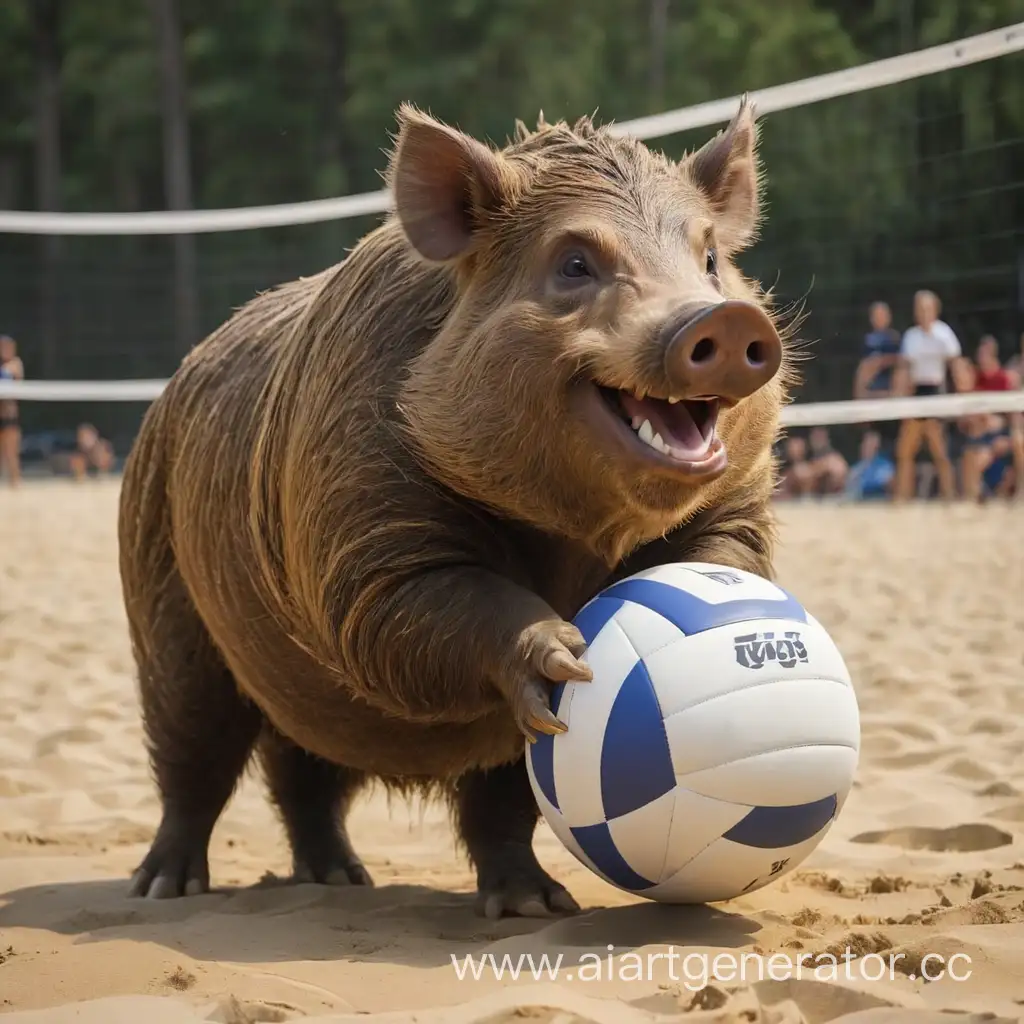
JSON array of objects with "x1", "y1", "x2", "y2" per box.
[{"x1": 0, "y1": 0, "x2": 1021, "y2": 443}]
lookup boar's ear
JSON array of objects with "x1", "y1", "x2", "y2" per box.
[
  {"x1": 389, "y1": 104, "x2": 521, "y2": 262},
  {"x1": 683, "y1": 96, "x2": 762, "y2": 251}
]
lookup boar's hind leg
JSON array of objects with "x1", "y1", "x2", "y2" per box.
[
  {"x1": 259, "y1": 728, "x2": 373, "y2": 886},
  {"x1": 454, "y1": 758, "x2": 579, "y2": 919},
  {"x1": 128, "y1": 603, "x2": 263, "y2": 898}
]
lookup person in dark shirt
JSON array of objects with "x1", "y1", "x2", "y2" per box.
[
  {"x1": 853, "y1": 302, "x2": 902, "y2": 453},
  {"x1": 854, "y1": 302, "x2": 903, "y2": 399}
]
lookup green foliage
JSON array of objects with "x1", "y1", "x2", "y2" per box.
[
  {"x1": 0, "y1": 0, "x2": 1022, "y2": 447},
  {"x1": 0, "y1": 2, "x2": 33, "y2": 203}
]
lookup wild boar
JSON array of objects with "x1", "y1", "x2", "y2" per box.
[{"x1": 118, "y1": 98, "x2": 790, "y2": 918}]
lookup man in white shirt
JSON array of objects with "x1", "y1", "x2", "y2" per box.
[{"x1": 893, "y1": 291, "x2": 962, "y2": 500}]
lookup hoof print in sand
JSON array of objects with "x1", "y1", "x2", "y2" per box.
[{"x1": 851, "y1": 823, "x2": 1012, "y2": 852}]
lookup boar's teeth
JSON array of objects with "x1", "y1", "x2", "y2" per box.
[
  {"x1": 630, "y1": 416, "x2": 675, "y2": 456},
  {"x1": 668, "y1": 396, "x2": 681, "y2": 404}
]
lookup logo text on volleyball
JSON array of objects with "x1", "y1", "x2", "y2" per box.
[
  {"x1": 696, "y1": 569, "x2": 744, "y2": 585},
  {"x1": 732, "y1": 630, "x2": 808, "y2": 670},
  {"x1": 741, "y1": 857, "x2": 790, "y2": 893}
]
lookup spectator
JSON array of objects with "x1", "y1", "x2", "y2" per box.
[
  {"x1": 72, "y1": 423, "x2": 114, "y2": 479},
  {"x1": 893, "y1": 290, "x2": 962, "y2": 501},
  {"x1": 959, "y1": 337, "x2": 1019, "y2": 502},
  {"x1": 853, "y1": 301, "x2": 903, "y2": 399},
  {"x1": 0, "y1": 335, "x2": 23, "y2": 488},
  {"x1": 776, "y1": 434, "x2": 813, "y2": 499},
  {"x1": 1012, "y1": 417, "x2": 1024, "y2": 502},
  {"x1": 853, "y1": 301, "x2": 903, "y2": 455},
  {"x1": 807, "y1": 426, "x2": 848, "y2": 494},
  {"x1": 1006, "y1": 333, "x2": 1024, "y2": 377},
  {"x1": 845, "y1": 429, "x2": 895, "y2": 500},
  {"x1": 1012, "y1": 347, "x2": 1024, "y2": 501},
  {"x1": 979, "y1": 431, "x2": 1021, "y2": 500},
  {"x1": 974, "y1": 335, "x2": 1016, "y2": 391},
  {"x1": 49, "y1": 423, "x2": 115, "y2": 480}
]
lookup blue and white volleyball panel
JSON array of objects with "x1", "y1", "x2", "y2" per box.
[{"x1": 526, "y1": 562, "x2": 860, "y2": 904}]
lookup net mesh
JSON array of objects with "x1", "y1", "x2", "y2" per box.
[
  {"x1": 1, "y1": 29, "x2": 1023, "y2": 458},
  {"x1": 0, "y1": 222, "x2": 378, "y2": 448}
]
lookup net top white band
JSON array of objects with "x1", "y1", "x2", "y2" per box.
[
  {"x1": 0, "y1": 23, "x2": 1020, "y2": 236},
  {"x1": 2, "y1": 378, "x2": 1022, "y2": 427}
]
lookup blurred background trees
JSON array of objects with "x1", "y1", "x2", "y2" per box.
[{"x1": 0, "y1": 0, "x2": 1021, "y2": 443}]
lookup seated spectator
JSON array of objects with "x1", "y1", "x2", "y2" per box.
[
  {"x1": 978, "y1": 428, "x2": 1019, "y2": 499},
  {"x1": 49, "y1": 423, "x2": 115, "y2": 480},
  {"x1": 959, "y1": 337, "x2": 1019, "y2": 501},
  {"x1": 776, "y1": 434, "x2": 813, "y2": 499},
  {"x1": 969, "y1": 424, "x2": 1021, "y2": 501},
  {"x1": 1012, "y1": 415, "x2": 1024, "y2": 501},
  {"x1": 991, "y1": 332, "x2": 1023, "y2": 499},
  {"x1": 807, "y1": 426, "x2": 848, "y2": 494},
  {"x1": 73, "y1": 423, "x2": 114, "y2": 479},
  {"x1": 988, "y1": 360, "x2": 1024, "y2": 501},
  {"x1": 845, "y1": 429, "x2": 894, "y2": 500}
]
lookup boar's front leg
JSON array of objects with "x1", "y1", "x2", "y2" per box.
[
  {"x1": 346, "y1": 566, "x2": 593, "y2": 738},
  {"x1": 344, "y1": 566, "x2": 591, "y2": 918},
  {"x1": 454, "y1": 757, "x2": 579, "y2": 919}
]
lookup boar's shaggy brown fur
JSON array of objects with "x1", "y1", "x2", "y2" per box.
[{"x1": 118, "y1": 99, "x2": 796, "y2": 917}]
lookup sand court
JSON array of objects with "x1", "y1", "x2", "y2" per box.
[{"x1": 1, "y1": 479, "x2": 1023, "y2": 1022}]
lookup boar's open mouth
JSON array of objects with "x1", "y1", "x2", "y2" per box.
[{"x1": 595, "y1": 385, "x2": 722, "y2": 464}]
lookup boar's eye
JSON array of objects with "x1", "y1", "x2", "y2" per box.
[
  {"x1": 559, "y1": 253, "x2": 593, "y2": 281},
  {"x1": 705, "y1": 247, "x2": 719, "y2": 277}
]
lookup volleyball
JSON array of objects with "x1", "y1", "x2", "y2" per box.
[{"x1": 526, "y1": 562, "x2": 860, "y2": 904}]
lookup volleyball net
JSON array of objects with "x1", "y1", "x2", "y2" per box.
[
  {"x1": 1, "y1": 22, "x2": 1023, "y2": 444},
  {"x1": 3, "y1": 378, "x2": 1023, "y2": 430}
]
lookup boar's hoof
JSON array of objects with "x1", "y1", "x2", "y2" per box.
[
  {"x1": 293, "y1": 857, "x2": 374, "y2": 887},
  {"x1": 128, "y1": 823, "x2": 211, "y2": 899},
  {"x1": 508, "y1": 621, "x2": 593, "y2": 742},
  {"x1": 476, "y1": 843, "x2": 579, "y2": 919}
]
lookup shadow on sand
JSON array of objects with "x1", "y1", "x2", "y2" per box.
[{"x1": 0, "y1": 875, "x2": 762, "y2": 969}]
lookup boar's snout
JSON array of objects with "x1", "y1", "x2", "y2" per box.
[{"x1": 663, "y1": 300, "x2": 782, "y2": 404}]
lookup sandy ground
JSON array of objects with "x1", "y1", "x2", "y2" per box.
[{"x1": 1, "y1": 479, "x2": 1023, "y2": 1024}]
